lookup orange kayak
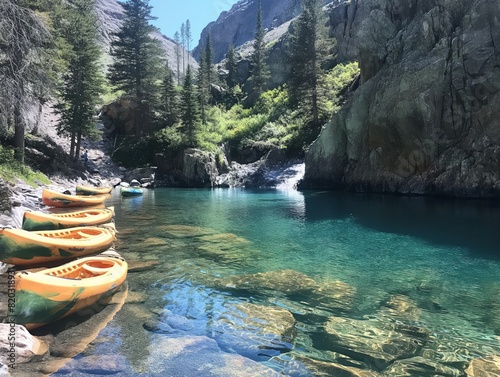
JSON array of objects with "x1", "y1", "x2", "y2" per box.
[
  {"x1": 0, "y1": 225, "x2": 116, "y2": 266},
  {"x1": 14, "y1": 255, "x2": 128, "y2": 329},
  {"x1": 76, "y1": 185, "x2": 113, "y2": 196},
  {"x1": 42, "y1": 188, "x2": 108, "y2": 207},
  {"x1": 22, "y1": 207, "x2": 115, "y2": 231}
]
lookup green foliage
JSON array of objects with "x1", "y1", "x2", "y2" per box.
[
  {"x1": 321, "y1": 62, "x2": 360, "y2": 112},
  {"x1": 0, "y1": 146, "x2": 49, "y2": 187}
]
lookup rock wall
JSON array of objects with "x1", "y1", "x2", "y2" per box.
[{"x1": 301, "y1": 0, "x2": 500, "y2": 197}]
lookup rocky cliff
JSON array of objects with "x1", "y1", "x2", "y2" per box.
[
  {"x1": 193, "y1": 0, "x2": 332, "y2": 63},
  {"x1": 301, "y1": 0, "x2": 500, "y2": 198},
  {"x1": 95, "y1": 0, "x2": 197, "y2": 77}
]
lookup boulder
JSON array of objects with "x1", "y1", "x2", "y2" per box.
[
  {"x1": 0, "y1": 324, "x2": 49, "y2": 365},
  {"x1": 466, "y1": 355, "x2": 500, "y2": 376},
  {"x1": 182, "y1": 148, "x2": 219, "y2": 187}
]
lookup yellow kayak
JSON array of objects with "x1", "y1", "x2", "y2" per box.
[
  {"x1": 14, "y1": 255, "x2": 128, "y2": 329},
  {"x1": 0, "y1": 225, "x2": 116, "y2": 266},
  {"x1": 76, "y1": 185, "x2": 113, "y2": 196},
  {"x1": 22, "y1": 207, "x2": 115, "y2": 231},
  {"x1": 42, "y1": 188, "x2": 108, "y2": 208}
]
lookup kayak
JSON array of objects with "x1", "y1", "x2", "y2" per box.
[
  {"x1": 22, "y1": 207, "x2": 115, "y2": 231},
  {"x1": 0, "y1": 224, "x2": 116, "y2": 266},
  {"x1": 76, "y1": 185, "x2": 113, "y2": 196},
  {"x1": 42, "y1": 189, "x2": 108, "y2": 207},
  {"x1": 14, "y1": 255, "x2": 128, "y2": 329},
  {"x1": 121, "y1": 187, "x2": 143, "y2": 197}
]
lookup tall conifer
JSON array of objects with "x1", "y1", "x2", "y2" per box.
[
  {"x1": 55, "y1": 0, "x2": 104, "y2": 161},
  {"x1": 288, "y1": 0, "x2": 330, "y2": 125},
  {"x1": 107, "y1": 0, "x2": 164, "y2": 135},
  {"x1": 174, "y1": 31, "x2": 181, "y2": 85},
  {"x1": 248, "y1": 0, "x2": 269, "y2": 101},
  {"x1": 159, "y1": 62, "x2": 178, "y2": 128},
  {"x1": 180, "y1": 66, "x2": 199, "y2": 146}
]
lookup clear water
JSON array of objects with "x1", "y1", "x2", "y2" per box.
[{"x1": 52, "y1": 188, "x2": 500, "y2": 376}]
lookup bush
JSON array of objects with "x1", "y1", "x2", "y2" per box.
[{"x1": 0, "y1": 145, "x2": 50, "y2": 187}]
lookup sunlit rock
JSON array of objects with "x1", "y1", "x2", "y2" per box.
[
  {"x1": 465, "y1": 355, "x2": 500, "y2": 376},
  {"x1": 156, "y1": 224, "x2": 216, "y2": 238},
  {"x1": 0, "y1": 324, "x2": 49, "y2": 364},
  {"x1": 216, "y1": 269, "x2": 318, "y2": 294},
  {"x1": 0, "y1": 363, "x2": 10, "y2": 377},
  {"x1": 56, "y1": 354, "x2": 127, "y2": 375},
  {"x1": 379, "y1": 294, "x2": 421, "y2": 322},
  {"x1": 312, "y1": 279, "x2": 357, "y2": 312},
  {"x1": 196, "y1": 233, "x2": 254, "y2": 262},
  {"x1": 213, "y1": 302, "x2": 295, "y2": 358},
  {"x1": 147, "y1": 335, "x2": 282, "y2": 376},
  {"x1": 323, "y1": 317, "x2": 426, "y2": 370},
  {"x1": 384, "y1": 356, "x2": 462, "y2": 376},
  {"x1": 142, "y1": 237, "x2": 169, "y2": 247},
  {"x1": 296, "y1": 356, "x2": 380, "y2": 377},
  {"x1": 127, "y1": 260, "x2": 162, "y2": 273}
]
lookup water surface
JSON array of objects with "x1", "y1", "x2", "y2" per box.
[{"x1": 53, "y1": 188, "x2": 500, "y2": 376}]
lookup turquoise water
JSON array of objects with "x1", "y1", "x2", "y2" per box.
[{"x1": 53, "y1": 188, "x2": 500, "y2": 376}]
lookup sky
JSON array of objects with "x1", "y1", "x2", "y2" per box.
[{"x1": 148, "y1": 0, "x2": 241, "y2": 46}]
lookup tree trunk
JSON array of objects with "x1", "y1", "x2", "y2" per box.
[
  {"x1": 13, "y1": 99, "x2": 24, "y2": 164},
  {"x1": 70, "y1": 131, "x2": 76, "y2": 161},
  {"x1": 75, "y1": 131, "x2": 82, "y2": 162}
]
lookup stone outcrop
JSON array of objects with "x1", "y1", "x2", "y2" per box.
[{"x1": 301, "y1": 0, "x2": 500, "y2": 197}]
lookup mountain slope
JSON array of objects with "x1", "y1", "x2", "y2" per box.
[
  {"x1": 95, "y1": 0, "x2": 197, "y2": 78},
  {"x1": 193, "y1": 0, "x2": 331, "y2": 63}
]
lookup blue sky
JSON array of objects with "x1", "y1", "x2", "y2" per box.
[{"x1": 148, "y1": 0, "x2": 240, "y2": 46}]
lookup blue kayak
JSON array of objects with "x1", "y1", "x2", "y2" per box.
[{"x1": 121, "y1": 186, "x2": 143, "y2": 197}]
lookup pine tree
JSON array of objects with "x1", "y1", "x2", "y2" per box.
[
  {"x1": 204, "y1": 34, "x2": 214, "y2": 89},
  {"x1": 197, "y1": 51, "x2": 208, "y2": 125},
  {"x1": 225, "y1": 43, "x2": 237, "y2": 89},
  {"x1": 159, "y1": 62, "x2": 178, "y2": 128},
  {"x1": 197, "y1": 34, "x2": 215, "y2": 124},
  {"x1": 180, "y1": 22, "x2": 185, "y2": 75},
  {"x1": 248, "y1": 0, "x2": 269, "y2": 101},
  {"x1": 174, "y1": 31, "x2": 181, "y2": 85},
  {"x1": 55, "y1": 0, "x2": 104, "y2": 162},
  {"x1": 288, "y1": 0, "x2": 330, "y2": 126},
  {"x1": 107, "y1": 0, "x2": 164, "y2": 135},
  {"x1": 185, "y1": 19, "x2": 192, "y2": 66},
  {"x1": 180, "y1": 66, "x2": 199, "y2": 146}
]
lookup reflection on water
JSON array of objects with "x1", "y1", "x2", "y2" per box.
[{"x1": 48, "y1": 188, "x2": 500, "y2": 376}]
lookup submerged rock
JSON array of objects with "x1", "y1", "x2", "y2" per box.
[
  {"x1": 156, "y1": 224, "x2": 216, "y2": 238},
  {"x1": 384, "y1": 356, "x2": 463, "y2": 376},
  {"x1": 322, "y1": 316, "x2": 427, "y2": 370},
  {"x1": 296, "y1": 356, "x2": 380, "y2": 377},
  {"x1": 214, "y1": 302, "x2": 295, "y2": 359},
  {"x1": 146, "y1": 335, "x2": 282, "y2": 376},
  {"x1": 465, "y1": 355, "x2": 500, "y2": 376}
]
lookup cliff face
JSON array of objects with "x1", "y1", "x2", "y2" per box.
[
  {"x1": 194, "y1": 0, "x2": 333, "y2": 63},
  {"x1": 95, "y1": 0, "x2": 197, "y2": 77},
  {"x1": 301, "y1": 0, "x2": 500, "y2": 197}
]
